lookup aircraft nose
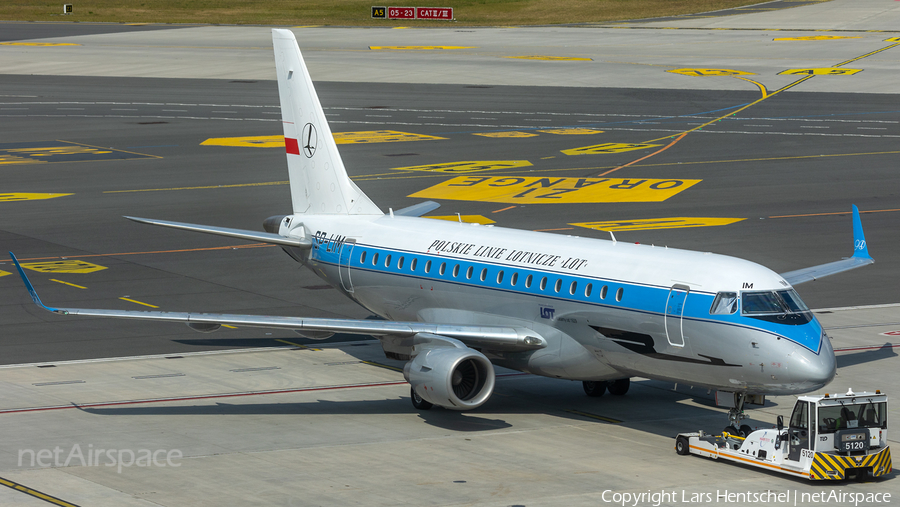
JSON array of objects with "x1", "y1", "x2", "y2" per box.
[{"x1": 790, "y1": 333, "x2": 836, "y2": 390}]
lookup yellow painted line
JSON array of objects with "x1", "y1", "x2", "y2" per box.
[
  {"x1": 834, "y1": 42, "x2": 900, "y2": 67},
  {"x1": 0, "y1": 476, "x2": 81, "y2": 507},
  {"x1": 504, "y1": 56, "x2": 592, "y2": 61},
  {"x1": 0, "y1": 42, "x2": 80, "y2": 46},
  {"x1": 275, "y1": 338, "x2": 321, "y2": 351},
  {"x1": 426, "y1": 215, "x2": 496, "y2": 225},
  {"x1": 774, "y1": 36, "x2": 862, "y2": 41},
  {"x1": 779, "y1": 68, "x2": 862, "y2": 76},
  {"x1": 20, "y1": 260, "x2": 107, "y2": 274},
  {"x1": 50, "y1": 279, "x2": 87, "y2": 289},
  {"x1": 537, "y1": 128, "x2": 603, "y2": 135},
  {"x1": 369, "y1": 46, "x2": 475, "y2": 50},
  {"x1": 0, "y1": 155, "x2": 46, "y2": 165},
  {"x1": 409, "y1": 176, "x2": 699, "y2": 204},
  {"x1": 393, "y1": 160, "x2": 531, "y2": 174},
  {"x1": 565, "y1": 410, "x2": 622, "y2": 423},
  {"x1": 0, "y1": 270, "x2": 9, "y2": 278},
  {"x1": 667, "y1": 68, "x2": 755, "y2": 77},
  {"x1": 222, "y1": 325, "x2": 238, "y2": 329},
  {"x1": 120, "y1": 297, "x2": 158, "y2": 308},
  {"x1": 733, "y1": 76, "x2": 769, "y2": 98},
  {"x1": 562, "y1": 143, "x2": 661, "y2": 156},
  {"x1": 769, "y1": 208, "x2": 900, "y2": 219},
  {"x1": 571, "y1": 217, "x2": 745, "y2": 232},
  {"x1": 201, "y1": 135, "x2": 285, "y2": 148},
  {"x1": 473, "y1": 131, "x2": 539, "y2": 138},
  {"x1": 0, "y1": 193, "x2": 72, "y2": 201}
]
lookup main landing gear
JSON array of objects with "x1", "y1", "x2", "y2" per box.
[{"x1": 582, "y1": 378, "x2": 630, "y2": 397}]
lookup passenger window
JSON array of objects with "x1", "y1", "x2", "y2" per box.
[
  {"x1": 480, "y1": 268, "x2": 487, "y2": 281},
  {"x1": 554, "y1": 279, "x2": 562, "y2": 293},
  {"x1": 411, "y1": 258, "x2": 417, "y2": 271},
  {"x1": 466, "y1": 266, "x2": 473, "y2": 279},
  {"x1": 511, "y1": 272, "x2": 518, "y2": 286},
  {"x1": 585, "y1": 283, "x2": 592, "y2": 297},
  {"x1": 569, "y1": 281, "x2": 577, "y2": 295},
  {"x1": 710, "y1": 292, "x2": 737, "y2": 315},
  {"x1": 525, "y1": 274, "x2": 533, "y2": 288},
  {"x1": 398, "y1": 257, "x2": 404, "y2": 269},
  {"x1": 600, "y1": 285, "x2": 607, "y2": 299},
  {"x1": 439, "y1": 262, "x2": 446, "y2": 275},
  {"x1": 615, "y1": 287, "x2": 623, "y2": 302},
  {"x1": 453, "y1": 264, "x2": 460, "y2": 277},
  {"x1": 373, "y1": 253, "x2": 379, "y2": 266},
  {"x1": 360, "y1": 251, "x2": 367, "y2": 264},
  {"x1": 385, "y1": 255, "x2": 392, "y2": 268},
  {"x1": 497, "y1": 271, "x2": 504, "y2": 284},
  {"x1": 539, "y1": 277, "x2": 547, "y2": 291},
  {"x1": 425, "y1": 260, "x2": 431, "y2": 273}
]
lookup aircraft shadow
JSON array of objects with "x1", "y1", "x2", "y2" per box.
[{"x1": 835, "y1": 343, "x2": 898, "y2": 368}]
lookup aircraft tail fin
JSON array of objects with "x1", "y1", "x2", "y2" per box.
[{"x1": 272, "y1": 29, "x2": 382, "y2": 216}]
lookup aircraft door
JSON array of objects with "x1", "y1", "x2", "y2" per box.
[
  {"x1": 338, "y1": 241, "x2": 355, "y2": 293},
  {"x1": 788, "y1": 400, "x2": 811, "y2": 462},
  {"x1": 664, "y1": 284, "x2": 689, "y2": 347}
]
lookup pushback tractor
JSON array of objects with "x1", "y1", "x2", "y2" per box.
[{"x1": 675, "y1": 389, "x2": 891, "y2": 480}]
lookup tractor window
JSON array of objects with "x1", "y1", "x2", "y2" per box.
[
  {"x1": 790, "y1": 400, "x2": 809, "y2": 430},
  {"x1": 818, "y1": 401, "x2": 887, "y2": 433}
]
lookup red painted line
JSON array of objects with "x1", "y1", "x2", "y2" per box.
[
  {"x1": 285, "y1": 137, "x2": 300, "y2": 155},
  {"x1": 834, "y1": 344, "x2": 900, "y2": 353}
]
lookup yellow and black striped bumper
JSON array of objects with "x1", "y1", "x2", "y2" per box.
[{"x1": 810, "y1": 447, "x2": 892, "y2": 480}]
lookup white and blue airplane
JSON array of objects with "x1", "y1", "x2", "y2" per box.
[{"x1": 12, "y1": 29, "x2": 875, "y2": 432}]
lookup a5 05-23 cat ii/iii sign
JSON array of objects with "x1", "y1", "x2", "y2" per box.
[{"x1": 372, "y1": 6, "x2": 453, "y2": 20}]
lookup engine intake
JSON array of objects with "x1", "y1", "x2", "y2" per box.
[{"x1": 404, "y1": 346, "x2": 495, "y2": 410}]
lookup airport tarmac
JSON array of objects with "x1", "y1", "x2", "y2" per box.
[{"x1": 1, "y1": 0, "x2": 899, "y2": 504}]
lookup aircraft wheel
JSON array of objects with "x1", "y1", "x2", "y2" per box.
[
  {"x1": 724, "y1": 425, "x2": 738, "y2": 436},
  {"x1": 411, "y1": 387, "x2": 433, "y2": 410},
  {"x1": 739, "y1": 424, "x2": 753, "y2": 438},
  {"x1": 675, "y1": 436, "x2": 690, "y2": 456},
  {"x1": 583, "y1": 381, "x2": 607, "y2": 397},
  {"x1": 608, "y1": 378, "x2": 630, "y2": 396}
]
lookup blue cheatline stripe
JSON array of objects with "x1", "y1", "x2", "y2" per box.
[{"x1": 310, "y1": 243, "x2": 823, "y2": 353}]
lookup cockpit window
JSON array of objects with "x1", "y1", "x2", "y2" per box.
[
  {"x1": 741, "y1": 289, "x2": 809, "y2": 316},
  {"x1": 710, "y1": 292, "x2": 737, "y2": 315}
]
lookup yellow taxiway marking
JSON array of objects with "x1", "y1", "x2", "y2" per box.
[
  {"x1": 0, "y1": 193, "x2": 72, "y2": 201},
  {"x1": 887, "y1": 38, "x2": 900, "y2": 43},
  {"x1": 563, "y1": 143, "x2": 661, "y2": 156},
  {"x1": 410, "y1": 176, "x2": 699, "y2": 204},
  {"x1": 0, "y1": 42, "x2": 80, "y2": 46},
  {"x1": 0, "y1": 270, "x2": 9, "y2": 278},
  {"x1": 426, "y1": 215, "x2": 496, "y2": 225},
  {"x1": 774, "y1": 36, "x2": 862, "y2": 41},
  {"x1": 473, "y1": 131, "x2": 538, "y2": 138},
  {"x1": 19, "y1": 260, "x2": 107, "y2": 274},
  {"x1": 537, "y1": 128, "x2": 603, "y2": 135},
  {"x1": 504, "y1": 56, "x2": 592, "y2": 61},
  {"x1": 667, "y1": 68, "x2": 755, "y2": 77},
  {"x1": 202, "y1": 131, "x2": 445, "y2": 147},
  {"x1": 0, "y1": 155, "x2": 46, "y2": 165},
  {"x1": 779, "y1": 68, "x2": 862, "y2": 76},
  {"x1": 0, "y1": 476, "x2": 80, "y2": 507},
  {"x1": 119, "y1": 297, "x2": 158, "y2": 308},
  {"x1": 393, "y1": 160, "x2": 531, "y2": 174},
  {"x1": 275, "y1": 338, "x2": 321, "y2": 351},
  {"x1": 571, "y1": 217, "x2": 746, "y2": 232},
  {"x1": 50, "y1": 279, "x2": 87, "y2": 289},
  {"x1": 369, "y1": 46, "x2": 475, "y2": 50}
]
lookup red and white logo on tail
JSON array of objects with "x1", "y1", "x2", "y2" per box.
[{"x1": 272, "y1": 29, "x2": 382, "y2": 216}]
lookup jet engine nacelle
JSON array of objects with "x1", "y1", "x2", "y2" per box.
[{"x1": 404, "y1": 346, "x2": 495, "y2": 410}]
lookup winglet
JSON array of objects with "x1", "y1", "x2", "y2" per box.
[
  {"x1": 9, "y1": 252, "x2": 63, "y2": 314},
  {"x1": 851, "y1": 204, "x2": 872, "y2": 260}
]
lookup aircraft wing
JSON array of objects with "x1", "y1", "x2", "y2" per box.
[
  {"x1": 124, "y1": 216, "x2": 311, "y2": 248},
  {"x1": 780, "y1": 205, "x2": 874, "y2": 285},
  {"x1": 10, "y1": 253, "x2": 545, "y2": 352}
]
